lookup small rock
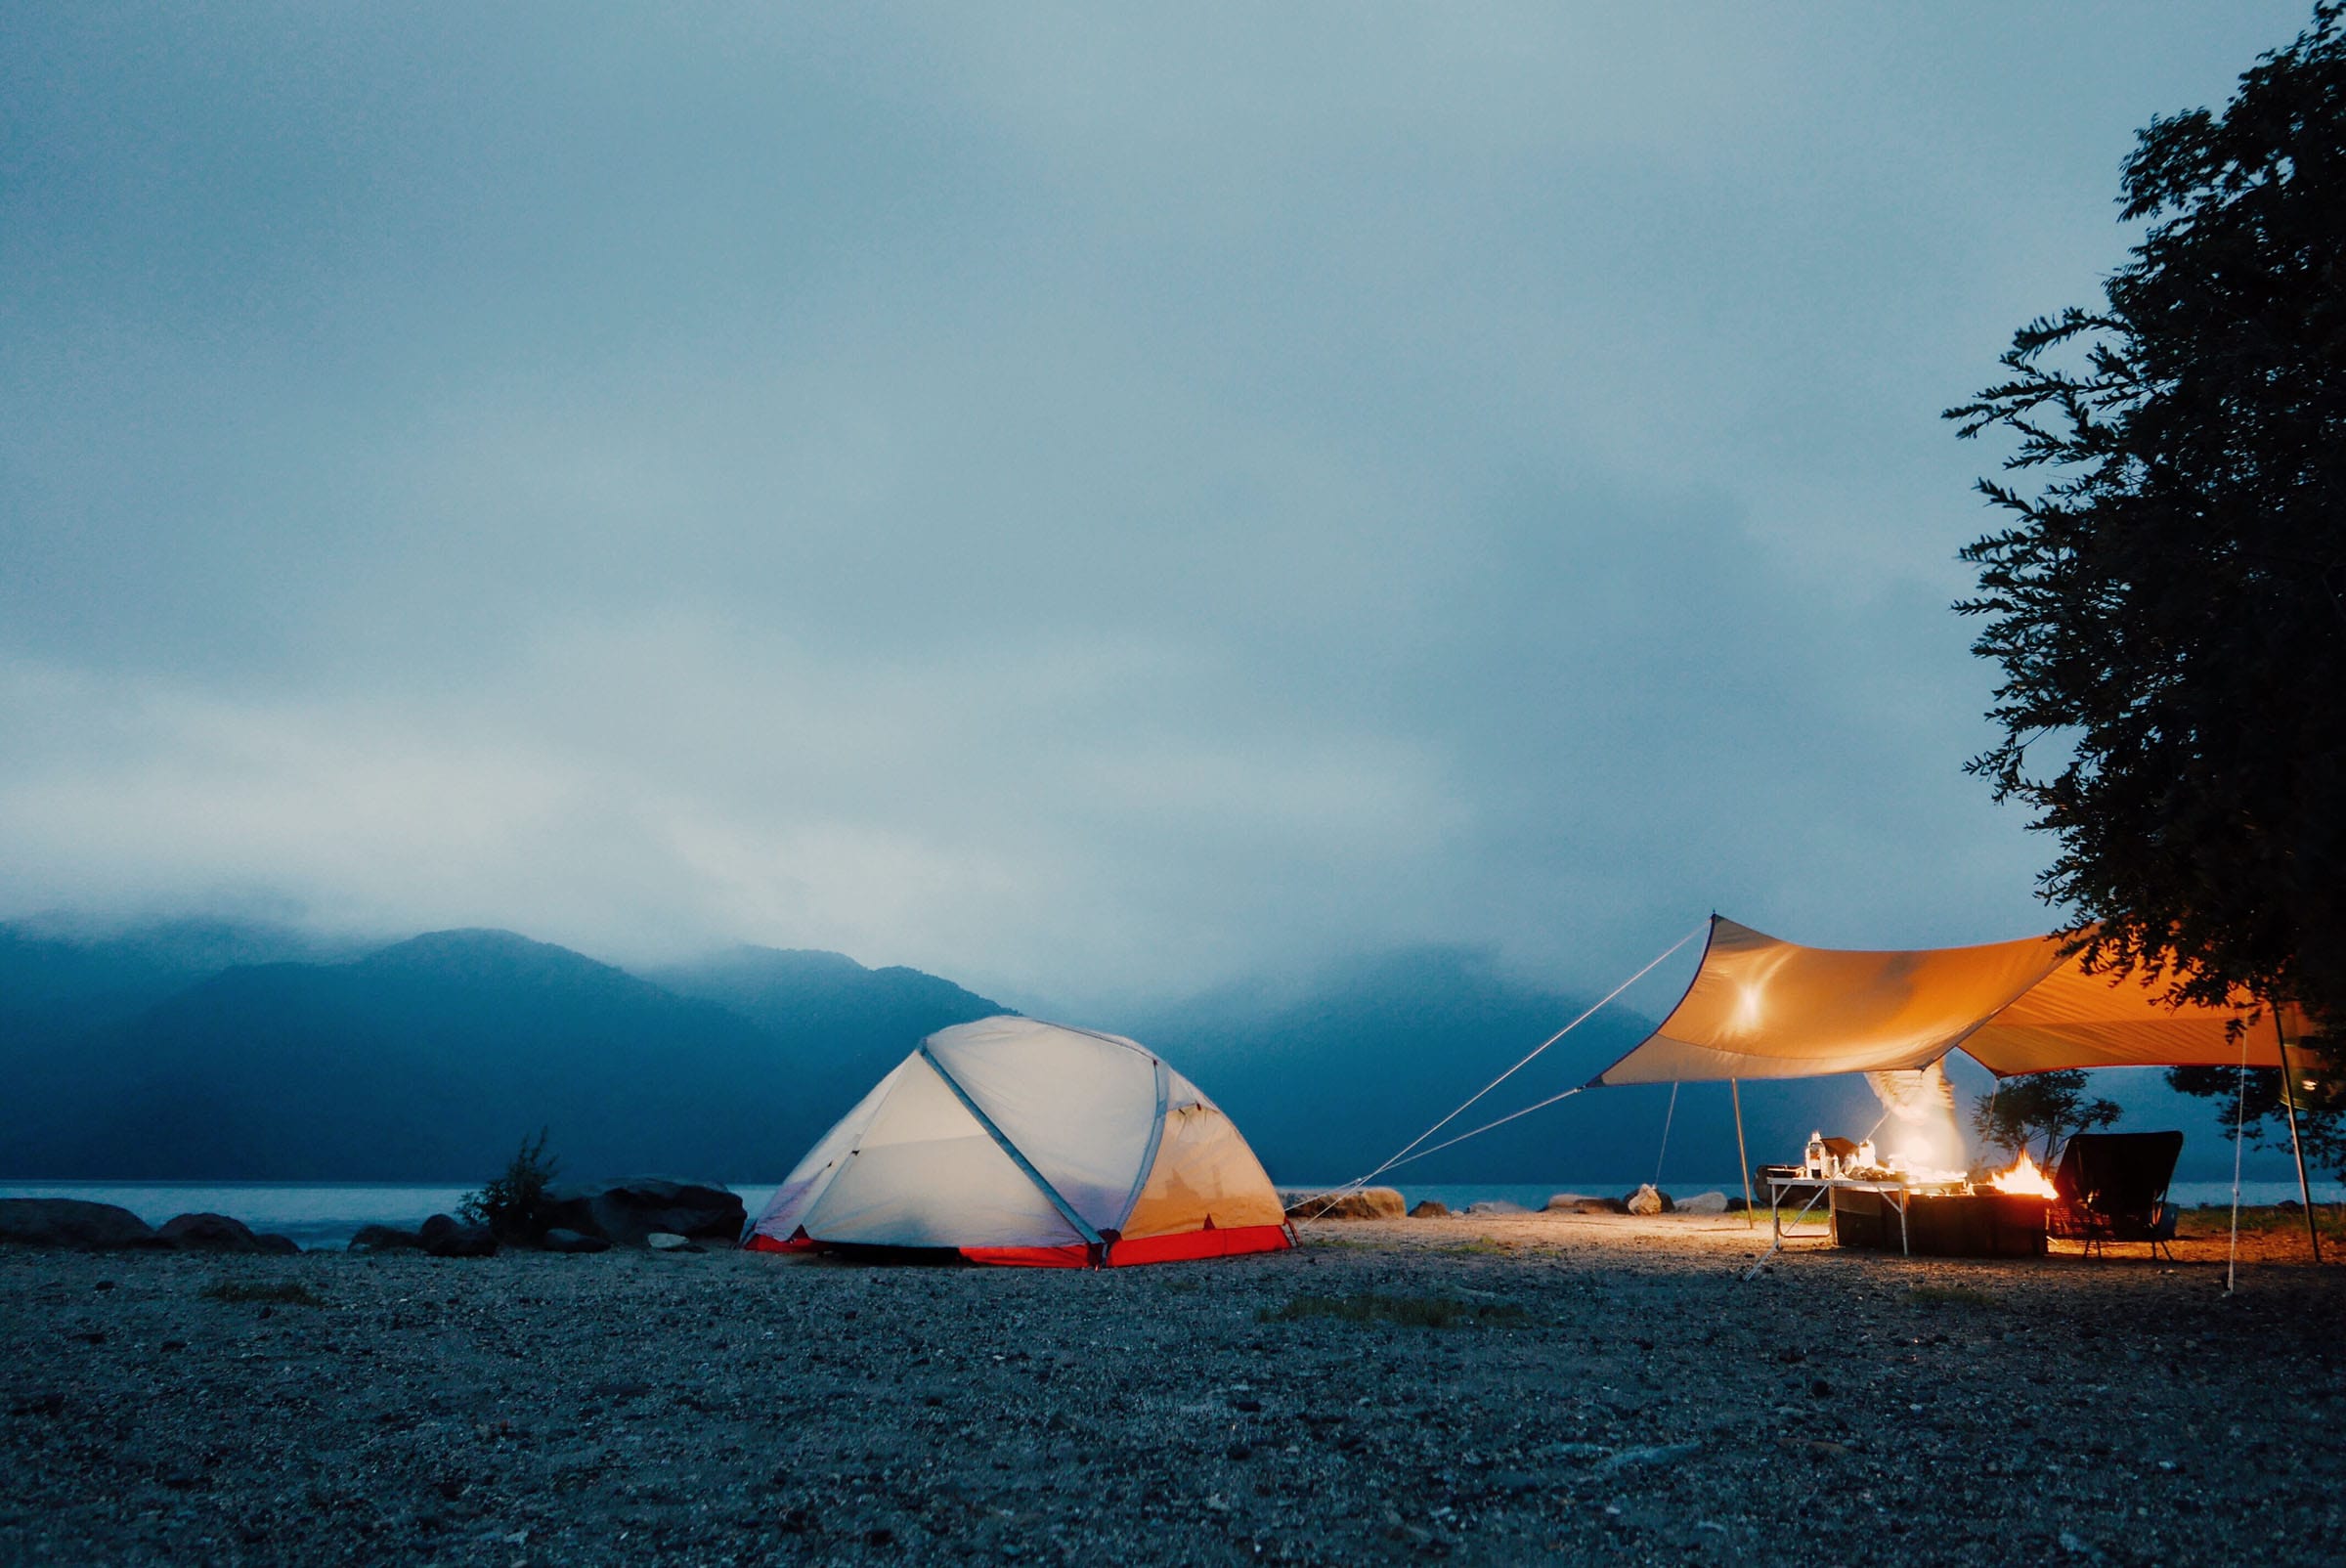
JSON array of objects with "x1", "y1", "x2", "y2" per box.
[
  {"x1": 350, "y1": 1224, "x2": 424, "y2": 1252},
  {"x1": 1624, "y1": 1185, "x2": 1671, "y2": 1216},
  {"x1": 1568, "y1": 1197, "x2": 1629, "y2": 1215},
  {"x1": 1594, "y1": 1441, "x2": 1702, "y2": 1474},
  {"x1": 1540, "y1": 1441, "x2": 1615, "y2": 1463},
  {"x1": 1409, "y1": 1199, "x2": 1451, "y2": 1218},
  {"x1": 542, "y1": 1228, "x2": 611, "y2": 1254},
  {"x1": 1281, "y1": 1188, "x2": 1405, "y2": 1221},
  {"x1": 419, "y1": 1215, "x2": 497, "y2": 1257},
  {"x1": 646, "y1": 1232, "x2": 695, "y2": 1251},
  {"x1": 157, "y1": 1213, "x2": 291, "y2": 1254},
  {"x1": 1461, "y1": 1199, "x2": 1528, "y2": 1216}
]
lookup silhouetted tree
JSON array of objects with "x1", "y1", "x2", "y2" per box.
[
  {"x1": 1945, "y1": 6, "x2": 2345, "y2": 1098},
  {"x1": 1972, "y1": 1070, "x2": 2121, "y2": 1166}
]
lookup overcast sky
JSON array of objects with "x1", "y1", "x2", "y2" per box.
[{"x1": 0, "y1": 4, "x2": 2315, "y2": 1008}]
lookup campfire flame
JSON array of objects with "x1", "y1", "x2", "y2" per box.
[{"x1": 1989, "y1": 1150, "x2": 2059, "y2": 1198}]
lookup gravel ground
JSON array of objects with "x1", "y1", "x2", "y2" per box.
[{"x1": 1, "y1": 1211, "x2": 2338, "y2": 1566}]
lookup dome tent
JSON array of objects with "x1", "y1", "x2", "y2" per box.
[{"x1": 744, "y1": 1016, "x2": 1294, "y2": 1267}]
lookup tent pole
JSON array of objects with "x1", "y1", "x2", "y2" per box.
[
  {"x1": 2274, "y1": 1013, "x2": 2321, "y2": 1265},
  {"x1": 1732, "y1": 1078, "x2": 1755, "y2": 1229}
]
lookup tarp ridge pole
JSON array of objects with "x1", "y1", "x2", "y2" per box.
[
  {"x1": 1732, "y1": 1079, "x2": 1755, "y2": 1230},
  {"x1": 2273, "y1": 1011, "x2": 2321, "y2": 1266},
  {"x1": 2228, "y1": 1029, "x2": 2250, "y2": 1295}
]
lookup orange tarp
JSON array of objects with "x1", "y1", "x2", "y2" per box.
[{"x1": 1594, "y1": 917, "x2": 2293, "y2": 1085}]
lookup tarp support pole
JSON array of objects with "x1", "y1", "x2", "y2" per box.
[
  {"x1": 2228, "y1": 1029, "x2": 2250, "y2": 1294},
  {"x1": 2274, "y1": 1013, "x2": 2321, "y2": 1265},
  {"x1": 1732, "y1": 1079, "x2": 1755, "y2": 1230}
]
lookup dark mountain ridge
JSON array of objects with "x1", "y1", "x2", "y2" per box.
[
  {"x1": 0, "y1": 924, "x2": 1001, "y2": 1182},
  {"x1": 0, "y1": 918, "x2": 2282, "y2": 1187}
]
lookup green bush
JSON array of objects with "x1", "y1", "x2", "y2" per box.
[{"x1": 461, "y1": 1128, "x2": 561, "y2": 1241}]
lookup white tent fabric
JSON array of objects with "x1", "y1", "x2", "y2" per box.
[
  {"x1": 1594, "y1": 916, "x2": 2294, "y2": 1085},
  {"x1": 746, "y1": 1016, "x2": 1291, "y2": 1266}
]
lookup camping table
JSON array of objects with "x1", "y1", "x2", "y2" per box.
[{"x1": 1743, "y1": 1174, "x2": 1965, "y2": 1281}]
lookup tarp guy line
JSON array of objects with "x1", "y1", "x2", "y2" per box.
[{"x1": 1296, "y1": 922, "x2": 1706, "y2": 1218}]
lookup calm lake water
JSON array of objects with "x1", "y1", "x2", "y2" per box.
[{"x1": 3, "y1": 1177, "x2": 2332, "y2": 1250}]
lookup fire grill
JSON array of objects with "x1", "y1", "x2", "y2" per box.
[{"x1": 1829, "y1": 1188, "x2": 2047, "y2": 1257}]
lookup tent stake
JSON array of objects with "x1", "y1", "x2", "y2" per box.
[
  {"x1": 2274, "y1": 1013, "x2": 2321, "y2": 1265},
  {"x1": 1732, "y1": 1079, "x2": 1754, "y2": 1229}
]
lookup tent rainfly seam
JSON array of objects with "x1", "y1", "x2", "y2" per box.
[
  {"x1": 1112, "y1": 1055, "x2": 1172, "y2": 1234},
  {"x1": 916, "y1": 1041, "x2": 1105, "y2": 1248}
]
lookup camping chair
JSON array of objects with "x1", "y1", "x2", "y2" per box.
[{"x1": 2045, "y1": 1131, "x2": 2185, "y2": 1260}]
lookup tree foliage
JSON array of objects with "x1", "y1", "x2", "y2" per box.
[
  {"x1": 1971, "y1": 1070, "x2": 2121, "y2": 1166},
  {"x1": 1944, "y1": 4, "x2": 2346, "y2": 1031},
  {"x1": 2168, "y1": 1059, "x2": 2346, "y2": 1186}
]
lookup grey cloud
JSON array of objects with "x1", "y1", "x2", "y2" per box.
[{"x1": 0, "y1": 3, "x2": 2310, "y2": 1003}]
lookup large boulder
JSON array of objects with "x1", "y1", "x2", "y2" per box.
[
  {"x1": 1568, "y1": 1197, "x2": 1629, "y2": 1215},
  {"x1": 1409, "y1": 1199, "x2": 1451, "y2": 1218},
  {"x1": 1624, "y1": 1184, "x2": 1673, "y2": 1216},
  {"x1": 418, "y1": 1213, "x2": 498, "y2": 1258},
  {"x1": 541, "y1": 1178, "x2": 747, "y2": 1246},
  {"x1": 157, "y1": 1213, "x2": 298, "y2": 1254},
  {"x1": 1674, "y1": 1191, "x2": 1730, "y2": 1215},
  {"x1": 1281, "y1": 1188, "x2": 1405, "y2": 1221},
  {"x1": 0, "y1": 1198, "x2": 157, "y2": 1250}
]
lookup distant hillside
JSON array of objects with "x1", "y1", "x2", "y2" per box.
[
  {"x1": 0, "y1": 927, "x2": 1006, "y2": 1182},
  {"x1": 0, "y1": 919, "x2": 2284, "y2": 1188},
  {"x1": 647, "y1": 944, "x2": 1003, "y2": 1092},
  {"x1": 0, "y1": 916, "x2": 344, "y2": 1036}
]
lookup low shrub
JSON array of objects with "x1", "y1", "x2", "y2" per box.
[{"x1": 462, "y1": 1128, "x2": 560, "y2": 1242}]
